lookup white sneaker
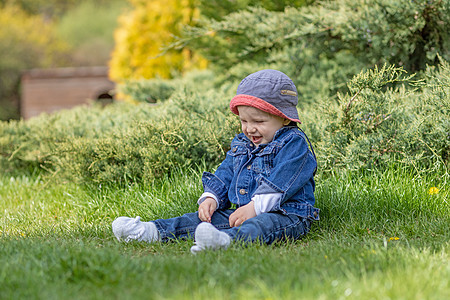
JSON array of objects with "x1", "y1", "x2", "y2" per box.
[
  {"x1": 112, "y1": 216, "x2": 160, "y2": 243},
  {"x1": 190, "y1": 222, "x2": 231, "y2": 254}
]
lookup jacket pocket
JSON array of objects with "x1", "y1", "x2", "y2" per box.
[
  {"x1": 228, "y1": 144, "x2": 248, "y2": 172},
  {"x1": 252, "y1": 144, "x2": 277, "y2": 175}
]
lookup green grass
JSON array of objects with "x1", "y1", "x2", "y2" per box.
[{"x1": 0, "y1": 166, "x2": 448, "y2": 299}]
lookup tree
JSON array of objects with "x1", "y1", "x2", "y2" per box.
[{"x1": 109, "y1": 0, "x2": 207, "y2": 82}]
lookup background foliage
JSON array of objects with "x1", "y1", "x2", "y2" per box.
[
  {"x1": 0, "y1": 72, "x2": 240, "y2": 184},
  {"x1": 1, "y1": 61, "x2": 448, "y2": 184},
  {"x1": 0, "y1": 0, "x2": 128, "y2": 121},
  {"x1": 0, "y1": 4, "x2": 70, "y2": 120},
  {"x1": 182, "y1": 0, "x2": 449, "y2": 105},
  {"x1": 55, "y1": 0, "x2": 127, "y2": 67},
  {"x1": 0, "y1": 0, "x2": 449, "y2": 184},
  {"x1": 317, "y1": 61, "x2": 449, "y2": 172},
  {"x1": 108, "y1": 0, "x2": 312, "y2": 83},
  {"x1": 0, "y1": 0, "x2": 78, "y2": 17},
  {"x1": 197, "y1": 0, "x2": 312, "y2": 20},
  {"x1": 109, "y1": 0, "x2": 207, "y2": 82}
]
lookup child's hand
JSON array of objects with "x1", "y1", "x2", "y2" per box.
[
  {"x1": 198, "y1": 197, "x2": 217, "y2": 223},
  {"x1": 229, "y1": 201, "x2": 256, "y2": 227}
]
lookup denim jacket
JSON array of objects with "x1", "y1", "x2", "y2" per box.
[{"x1": 201, "y1": 126, "x2": 320, "y2": 221}]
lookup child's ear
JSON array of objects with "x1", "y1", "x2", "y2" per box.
[{"x1": 283, "y1": 119, "x2": 291, "y2": 125}]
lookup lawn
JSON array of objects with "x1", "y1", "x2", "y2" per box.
[{"x1": 0, "y1": 166, "x2": 448, "y2": 299}]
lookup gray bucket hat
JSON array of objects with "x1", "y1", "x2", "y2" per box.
[{"x1": 230, "y1": 69, "x2": 300, "y2": 123}]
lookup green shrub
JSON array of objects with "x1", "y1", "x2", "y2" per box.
[
  {"x1": 183, "y1": 0, "x2": 449, "y2": 105},
  {"x1": 0, "y1": 74, "x2": 240, "y2": 184},
  {"x1": 117, "y1": 69, "x2": 217, "y2": 103},
  {"x1": 410, "y1": 57, "x2": 450, "y2": 166},
  {"x1": 54, "y1": 88, "x2": 240, "y2": 184},
  {"x1": 1, "y1": 62, "x2": 448, "y2": 184},
  {"x1": 197, "y1": 0, "x2": 312, "y2": 20},
  {"x1": 317, "y1": 61, "x2": 449, "y2": 172},
  {"x1": 118, "y1": 79, "x2": 177, "y2": 103},
  {"x1": 0, "y1": 101, "x2": 164, "y2": 174}
]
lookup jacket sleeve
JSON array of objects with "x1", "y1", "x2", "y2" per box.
[
  {"x1": 253, "y1": 133, "x2": 316, "y2": 211},
  {"x1": 201, "y1": 138, "x2": 238, "y2": 210}
]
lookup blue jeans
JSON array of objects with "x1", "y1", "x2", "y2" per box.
[{"x1": 153, "y1": 209, "x2": 311, "y2": 244}]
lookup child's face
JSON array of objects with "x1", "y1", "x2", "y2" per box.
[{"x1": 237, "y1": 106, "x2": 290, "y2": 146}]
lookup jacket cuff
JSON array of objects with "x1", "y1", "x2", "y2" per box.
[{"x1": 197, "y1": 192, "x2": 219, "y2": 209}]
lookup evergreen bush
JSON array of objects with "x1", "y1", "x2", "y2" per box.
[
  {"x1": 0, "y1": 76, "x2": 240, "y2": 184},
  {"x1": 118, "y1": 79, "x2": 177, "y2": 103},
  {"x1": 54, "y1": 87, "x2": 240, "y2": 184},
  {"x1": 318, "y1": 61, "x2": 449, "y2": 172},
  {"x1": 183, "y1": 0, "x2": 449, "y2": 105},
  {"x1": 411, "y1": 57, "x2": 450, "y2": 166},
  {"x1": 0, "y1": 102, "x2": 164, "y2": 174},
  {"x1": 1, "y1": 64, "x2": 447, "y2": 184},
  {"x1": 117, "y1": 70, "x2": 215, "y2": 103}
]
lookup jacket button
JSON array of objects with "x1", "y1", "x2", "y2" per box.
[
  {"x1": 247, "y1": 165, "x2": 251, "y2": 170},
  {"x1": 239, "y1": 189, "x2": 246, "y2": 195},
  {"x1": 232, "y1": 147, "x2": 237, "y2": 152},
  {"x1": 313, "y1": 211, "x2": 318, "y2": 218}
]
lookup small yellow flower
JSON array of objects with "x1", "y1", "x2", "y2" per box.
[
  {"x1": 388, "y1": 237, "x2": 399, "y2": 242},
  {"x1": 428, "y1": 187, "x2": 439, "y2": 195}
]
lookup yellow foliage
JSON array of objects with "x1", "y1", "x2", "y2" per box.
[
  {"x1": 0, "y1": 5, "x2": 69, "y2": 68},
  {"x1": 109, "y1": 0, "x2": 208, "y2": 82}
]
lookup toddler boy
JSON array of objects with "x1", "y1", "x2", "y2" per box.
[{"x1": 112, "y1": 69, "x2": 319, "y2": 253}]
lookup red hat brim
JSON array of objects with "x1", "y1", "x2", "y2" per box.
[{"x1": 230, "y1": 94, "x2": 301, "y2": 123}]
